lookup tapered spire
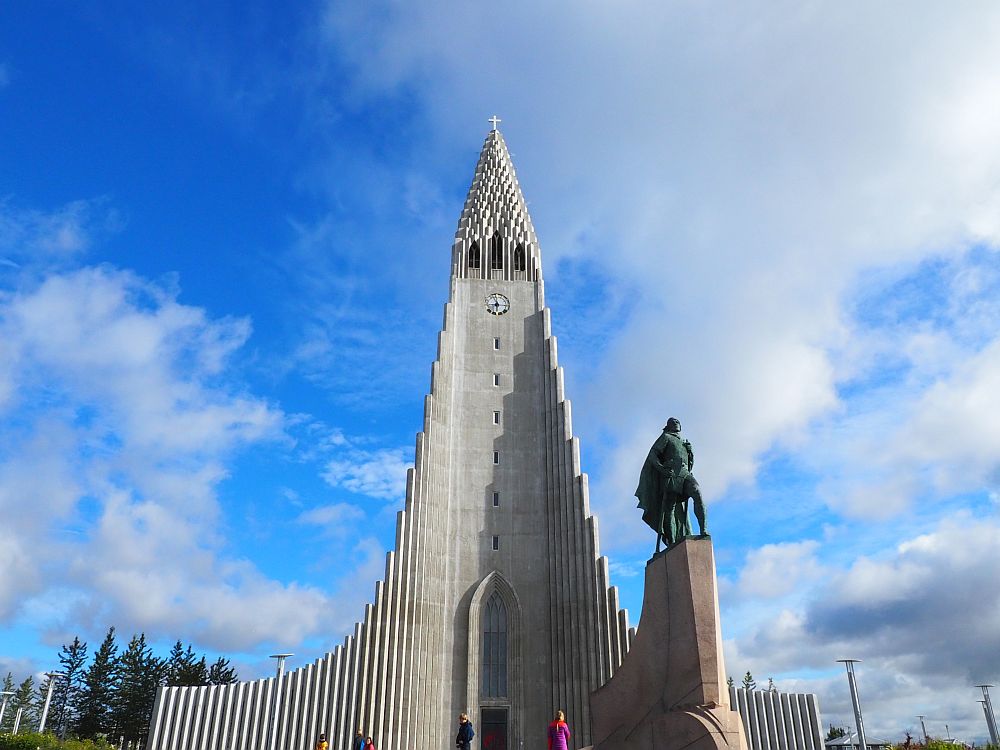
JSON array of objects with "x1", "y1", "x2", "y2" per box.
[{"x1": 453, "y1": 127, "x2": 542, "y2": 281}]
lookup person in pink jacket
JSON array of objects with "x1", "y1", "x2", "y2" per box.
[{"x1": 547, "y1": 710, "x2": 571, "y2": 750}]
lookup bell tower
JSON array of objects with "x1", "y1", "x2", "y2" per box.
[{"x1": 146, "y1": 124, "x2": 633, "y2": 750}]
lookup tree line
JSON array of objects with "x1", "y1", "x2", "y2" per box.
[{"x1": 1, "y1": 628, "x2": 239, "y2": 747}]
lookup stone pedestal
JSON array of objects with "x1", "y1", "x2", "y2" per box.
[{"x1": 589, "y1": 539, "x2": 748, "y2": 750}]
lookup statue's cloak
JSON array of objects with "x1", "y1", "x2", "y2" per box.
[{"x1": 635, "y1": 430, "x2": 692, "y2": 534}]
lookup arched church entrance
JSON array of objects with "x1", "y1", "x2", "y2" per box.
[{"x1": 467, "y1": 572, "x2": 523, "y2": 750}]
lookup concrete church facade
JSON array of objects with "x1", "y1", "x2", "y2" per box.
[{"x1": 146, "y1": 127, "x2": 633, "y2": 750}]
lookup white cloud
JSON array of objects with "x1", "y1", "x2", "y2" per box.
[
  {"x1": 322, "y1": 447, "x2": 410, "y2": 501},
  {"x1": 723, "y1": 517, "x2": 1000, "y2": 741},
  {"x1": 320, "y1": 0, "x2": 1000, "y2": 547},
  {"x1": 0, "y1": 264, "x2": 338, "y2": 649},
  {"x1": 726, "y1": 541, "x2": 824, "y2": 601},
  {"x1": 296, "y1": 502, "x2": 367, "y2": 542},
  {"x1": 0, "y1": 198, "x2": 118, "y2": 267}
]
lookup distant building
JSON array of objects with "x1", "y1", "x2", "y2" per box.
[{"x1": 825, "y1": 731, "x2": 892, "y2": 750}]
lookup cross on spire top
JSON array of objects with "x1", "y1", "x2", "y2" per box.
[{"x1": 488, "y1": 115, "x2": 501, "y2": 131}]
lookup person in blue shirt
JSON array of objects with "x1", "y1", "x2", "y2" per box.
[{"x1": 456, "y1": 713, "x2": 475, "y2": 750}]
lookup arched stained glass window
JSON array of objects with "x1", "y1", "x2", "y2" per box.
[
  {"x1": 490, "y1": 232, "x2": 504, "y2": 269},
  {"x1": 469, "y1": 242, "x2": 481, "y2": 269},
  {"x1": 513, "y1": 244, "x2": 526, "y2": 272},
  {"x1": 481, "y1": 592, "x2": 508, "y2": 697}
]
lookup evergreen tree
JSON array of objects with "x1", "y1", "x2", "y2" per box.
[
  {"x1": 112, "y1": 632, "x2": 166, "y2": 746},
  {"x1": 75, "y1": 627, "x2": 119, "y2": 739},
  {"x1": 10, "y1": 675, "x2": 37, "y2": 732},
  {"x1": 827, "y1": 725, "x2": 848, "y2": 741},
  {"x1": 0, "y1": 672, "x2": 15, "y2": 732},
  {"x1": 166, "y1": 641, "x2": 208, "y2": 687},
  {"x1": 767, "y1": 677, "x2": 777, "y2": 693},
  {"x1": 208, "y1": 657, "x2": 238, "y2": 685},
  {"x1": 52, "y1": 635, "x2": 88, "y2": 737},
  {"x1": 726, "y1": 675, "x2": 734, "y2": 688},
  {"x1": 741, "y1": 670, "x2": 757, "y2": 691}
]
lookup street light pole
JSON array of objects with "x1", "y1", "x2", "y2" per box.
[
  {"x1": 980, "y1": 702, "x2": 993, "y2": 745},
  {"x1": 975, "y1": 685, "x2": 998, "y2": 746},
  {"x1": 0, "y1": 690, "x2": 14, "y2": 731},
  {"x1": 837, "y1": 660, "x2": 869, "y2": 750},
  {"x1": 38, "y1": 671, "x2": 66, "y2": 734},
  {"x1": 269, "y1": 654, "x2": 293, "y2": 750},
  {"x1": 916, "y1": 715, "x2": 929, "y2": 746}
]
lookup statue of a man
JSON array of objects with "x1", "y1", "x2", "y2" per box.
[{"x1": 634, "y1": 417, "x2": 708, "y2": 552}]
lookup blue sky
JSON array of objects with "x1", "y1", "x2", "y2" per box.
[{"x1": 3, "y1": 1, "x2": 1000, "y2": 744}]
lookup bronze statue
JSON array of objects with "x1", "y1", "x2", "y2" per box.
[{"x1": 634, "y1": 417, "x2": 708, "y2": 553}]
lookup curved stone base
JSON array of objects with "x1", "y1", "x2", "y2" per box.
[{"x1": 589, "y1": 539, "x2": 747, "y2": 750}]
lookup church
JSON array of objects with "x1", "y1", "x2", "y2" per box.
[{"x1": 146, "y1": 124, "x2": 633, "y2": 750}]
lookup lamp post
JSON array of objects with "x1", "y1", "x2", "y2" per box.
[
  {"x1": 0, "y1": 690, "x2": 14, "y2": 731},
  {"x1": 916, "y1": 715, "x2": 929, "y2": 746},
  {"x1": 837, "y1": 660, "x2": 869, "y2": 750},
  {"x1": 38, "y1": 671, "x2": 66, "y2": 734},
  {"x1": 12, "y1": 707, "x2": 22, "y2": 735},
  {"x1": 980, "y1": 701, "x2": 993, "y2": 745},
  {"x1": 269, "y1": 654, "x2": 293, "y2": 750},
  {"x1": 976, "y1": 685, "x2": 998, "y2": 746}
]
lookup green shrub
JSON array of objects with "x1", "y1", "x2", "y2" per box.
[{"x1": 0, "y1": 733, "x2": 114, "y2": 750}]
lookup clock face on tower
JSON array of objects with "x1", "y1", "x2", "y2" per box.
[{"x1": 485, "y1": 293, "x2": 510, "y2": 315}]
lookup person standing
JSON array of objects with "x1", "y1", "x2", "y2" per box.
[
  {"x1": 456, "y1": 713, "x2": 475, "y2": 750},
  {"x1": 353, "y1": 729, "x2": 365, "y2": 750},
  {"x1": 364, "y1": 736, "x2": 377, "y2": 750},
  {"x1": 316, "y1": 733, "x2": 329, "y2": 750},
  {"x1": 547, "y1": 710, "x2": 571, "y2": 750}
]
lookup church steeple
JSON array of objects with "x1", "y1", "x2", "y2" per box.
[{"x1": 453, "y1": 127, "x2": 541, "y2": 281}]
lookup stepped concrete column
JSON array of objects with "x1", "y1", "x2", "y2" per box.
[{"x1": 589, "y1": 539, "x2": 747, "y2": 750}]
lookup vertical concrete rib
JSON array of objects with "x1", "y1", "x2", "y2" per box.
[
  {"x1": 328, "y1": 647, "x2": 343, "y2": 750},
  {"x1": 745, "y1": 690, "x2": 762, "y2": 750},
  {"x1": 217, "y1": 684, "x2": 235, "y2": 750},
  {"x1": 606, "y1": 586, "x2": 622, "y2": 672},
  {"x1": 581, "y1": 485, "x2": 603, "y2": 703},
  {"x1": 554, "y1": 374, "x2": 577, "y2": 724},
  {"x1": 318, "y1": 655, "x2": 332, "y2": 744},
  {"x1": 789, "y1": 692, "x2": 806, "y2": 750},
  {"x1": 297, "y1": 663, "x2": 314, "y2": 750},
  {"x1": 595, "y1": 556, "x2": 614, "y2": 681},
  {"x1": 247, "y1": 679, "x2": 265, "y2": 748},
  {"x1": 553, "y1": 354, "x2": 571, "y2": 718},
  {"x1": 805, "y1": 694, "x2": 823, "y2": 750},
  {"x1": 733, "y1": 687, "x2": 750, "y2": 743},
  {"x1": 374, "y1": 555, "x2": 395, "y2": 749},
  {"x1": 147, "y1": 688, "x2": 167, "y2": 750},
  {"x1": 158, "y1": 688, "x2": 175, "y2": 750},
  {"x1": 277, "y1": 668, "x2": 293, "y2": 750},
  {"x1": 337, "y1": 637, "x2": 354, "y2": 750},
  {"x1": 764, "y1": 691, "x2": 779, "y2": 750},
  {"x1": 756, "y1": 691, "x2": 773, "y2": 750},
  {"x1": 565, "y1": 433, "x2": 588, "y2": 730},
  {"x1": 347, "y1": 622, "x2": 364, "y2": 744},
  {"x1": 543, "y1": 329, "x2": 562, "y2": 714},
  {"x1": 390, "y1": 509, "x2": 409, "y2": 750},
  {"x1": 195, "y1": 686, "x2": 213, "y2": 750},
  {"x1": 365, "y1": 588, "x2": 384, "y2": 739},
  {"x1": 230, "y1": 682, "x2": 245, "y2": 749},
  {"x1": 177, "y1": 687, "x2": 196, "y2": 750},
  {"x1": 776, "y1": 693, "x2": 792, "y2": 750}
]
